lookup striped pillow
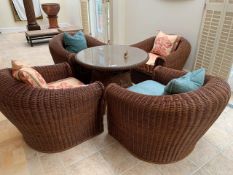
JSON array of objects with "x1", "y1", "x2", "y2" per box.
[
  {"x1": 11, "y1": 60, "x2": 47, "y2": 88},
  {"x1": 17, "y1": 67, "x2": 48, "y2": 88},
  {"x1": 11, "y1": 60, "x2": 30, "y2": 80}
]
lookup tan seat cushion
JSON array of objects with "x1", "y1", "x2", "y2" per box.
[
  {"x1": 135, "y1": 53, "x2": 160, "y2": 75},
  {"x1": 58, "y1": 26, "x2": 83, "y2": 33},
  {"x1": 146, "y1": 53, "x2": 159, "y2": 66},
  {"x1": 48, "y1": 77, "x2": 86, "y2": 89},
  {"x1": 25, "y1": 29, "x2": 59, "y2": 37}
]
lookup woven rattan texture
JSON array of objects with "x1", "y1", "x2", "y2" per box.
[
  {"x1": 131, "y1": 36, "x2": 191, "y2": 83},
  {"x1": 0, "y1": 63, "x2": 105, "y2": 153},
  {"x1": 105, "y1": 66, "x2": 231, "y2": 163}
]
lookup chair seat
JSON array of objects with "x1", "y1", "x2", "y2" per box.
[
  {"x1": 48, "y1": 77, "x2": 86, "y2": 89},
  {"x1": 146, "y1": 53, "x2": 159, "y2": 65},
  {"x1": 128, "y1": 80, "x2": 165, "y2": 96},
  {"x1": 134, "y1": 53, "x2": 159, "y2": 75}
]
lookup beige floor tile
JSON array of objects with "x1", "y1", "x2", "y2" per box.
[
  {"x1": 224, "y1": 99, "x2": 233, "y2": 113},
  {"x1": 203, "y1": 121, "x2": 233, "y2": 150},
  {"x1": 67, "y1": 153, "x2": 115, "y2": 175},
  {"x1": 121, "y1": 161, "x2": 161, "y2": 175},
  {"x1": 59, "y1": 140, "x2": 99, "y2": 167},
  {"x1": 89, "y1": 132, "x2": 116, "y2": 151},
  {"x1": 221, "y1": 143, "x2": 233, "y2": 160},
  {"x1": 157, "y1": 158, "x2": 198, "y2": 175},
  {"x1": 229, "y1": 94, "x2": 233, "y2": 103},
  {"x1": 0, "y1": 112, "x2": 6, "y2": 122},
  {"x1": 100, "y1": 142, "x2": 139, "y2": 174},
  {"x1": 0, "y1": 120, "x2": 22, "y2": 144},
  {"x1": 1, "y1": 162, "x2": 30, "y2": 175},
  {"x1": 187, "y1": 138, "x2": 219, "y2": 167},
  {"x1": 23, "y1": 143, "x2": 44, "y2": 175},
  {"x1": 200, "y1": 154, "x2": 233, "y2": 175},
  {"x1": 26, "y1": 155, "x2": 44, "y2": 175},
  {"x1": 39, "y1": 153, "x2": 66, "y2": 174},
  {"x1": 192, "y1": 168, "x2": 211, "y2": 175},
  {"x1": 0, "y1": 33, "x2": 52, "y2": 70},
  {"x1": 23, "y1": 143, "x2": 40, "y2": 160},
  {"x1": 0, "y1": 138, "x2": 30, "y2": 175},
  {"x1": 215, "y1": 111, "x2": 233, "y2": 135}
]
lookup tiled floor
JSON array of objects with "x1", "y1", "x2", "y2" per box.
[{"x1": 0, "y1": 33, "x2": 233, "y2": 175}]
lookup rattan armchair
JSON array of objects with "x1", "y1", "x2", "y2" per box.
[
  {"x1": 49, "y1": 33, "x2": 106, "y2": 83},
  {"x1": 105, "y1": 66, "x2": 231, "y2": 163},
  {"x1": 0, "y1": 63, "x2": 105, "y2": 153},
  {"x1": 131, "y1": 36, "x2": 191, "y2": 83}
]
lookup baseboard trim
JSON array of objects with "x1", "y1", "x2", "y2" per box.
[
  {"x1": 0, "y1": 23, "x2": 71, "y2": 33},
  {"x1": 0, "y1": 27, "x2": 26, "y2": 33}
]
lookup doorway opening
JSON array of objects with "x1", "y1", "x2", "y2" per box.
[{"x1": 80, "y1": 0, "x2": 111, "y2": 43}]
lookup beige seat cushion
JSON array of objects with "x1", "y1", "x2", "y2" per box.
[
  {"x1": 146, "y1": 53, "x2": 159, "y2": 66},
  {"x1": 25, "y1": 29, "x2": 59, "y2": 37},
  {"x1": 48, "y1": 77, "x2": 86, "y2": 89}
]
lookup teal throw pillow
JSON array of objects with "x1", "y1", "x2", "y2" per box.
[
  {"x1": 63, "y1": 31, "x2": 87, "y2": 53},
  {"x1": 165, "y1": 68, "x2": 205, "y2": 94},
  {"x1": 128, "y1": 80, "x2": 165, "y2": 96}
]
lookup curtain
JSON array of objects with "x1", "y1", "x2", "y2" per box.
[{"x1": 12, "y1": 0, "x2": 42, "y2": 21}]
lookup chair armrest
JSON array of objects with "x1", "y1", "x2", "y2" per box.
[
  {"x1": 85, "y1": 35, "x2": 106, "y2": 47},
  {"x1": 152, "y1": 66, "x2": 186, "y2": 85},
  {"x1": 0, "y1": 80, "x2": 105, "y2": 123},
  {"x1": 34, "y1": 63, "x2": 73, "y2": 83},
  {"x1": 49, "y1": 34, "x2": 76, "y2": 64},
  {"x1": 130, "y1": 37, "x2": 155, "y2": 52}
]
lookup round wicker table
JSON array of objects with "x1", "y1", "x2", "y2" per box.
[{"x1": 75, "y1": 45, "x2": 148, "y2": 87}]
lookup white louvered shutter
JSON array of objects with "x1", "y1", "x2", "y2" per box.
[
  {"x1": 194, "y1": 0, "x2": 233, "y2": 80},
  {"x1": 80, "y1": 0, "x2": 91, "y2": 34}
]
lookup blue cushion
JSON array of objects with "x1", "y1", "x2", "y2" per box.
[
  {"x1": 128, "y1": 80, "x2": 165, "y2": 96},
  {"x1": 165, "y1": 68, "x2": 205, "y2": 94},
  {"x1": 63, "y1": 31, "x2": 87, "y2": 53}
]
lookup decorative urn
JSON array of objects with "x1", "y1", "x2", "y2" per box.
[{"x1": 42, "y1": 3, "x2": 60, "y2": 28}]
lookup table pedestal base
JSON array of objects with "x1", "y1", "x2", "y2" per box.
[
  {"x1": 47, "y1": 16, "x2": 59, "y2": 28},
  {"x1": 91, "y1": 70, "x2": 132, "y2": 88}
]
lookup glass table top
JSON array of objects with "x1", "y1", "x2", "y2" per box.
[{"x1": 75, "y1": 45, "x2": 148, "y2": 70}]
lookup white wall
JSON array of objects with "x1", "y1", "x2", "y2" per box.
[
  {"x1": 62, "y1": 0, "x2": 82, "y2": 27},
  {"x1": 124, "y1": 0, "x2": 206, "y2": 70},
  {"x1": 111, "y1": 0, "x2": 125, "y2": 44},
  {"x1": 0, "y1": 0, "x2": 82, "y2": 32},
  {"x1": 0, "y1": 0, "x2": 205, "y2": 70}
]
